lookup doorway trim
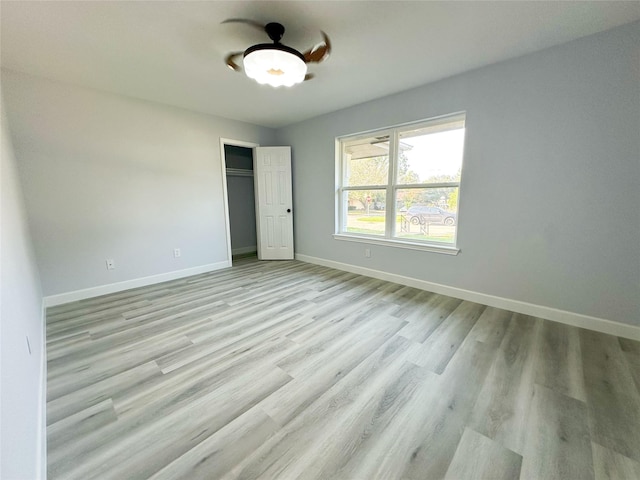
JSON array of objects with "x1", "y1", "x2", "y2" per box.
[{"x1": 220, "y1": 138, "x2": 260, "y2": 264}]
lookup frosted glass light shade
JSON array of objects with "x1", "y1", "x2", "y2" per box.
[{"x1": 243, "y1": 47, "x2": 307, "y2": 88}]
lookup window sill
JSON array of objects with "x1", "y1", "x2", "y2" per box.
[{"x1": 333, "y1": 234, "x2": 460, "y2": 256}]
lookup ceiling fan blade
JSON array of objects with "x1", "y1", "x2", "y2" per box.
[
  {"x1": 303, "y1": 32, "x2": 331, "y2": 63},
  {"x1": 304, "y1": 73, "x2": 315, "y2": 82},
  {"x1": 221, "y1": 18, "x2": 266, "y2": 32},
  {"x1": 225, "y1": 52, "x2": 243, "y2": 72}
]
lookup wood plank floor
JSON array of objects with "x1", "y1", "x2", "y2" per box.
[{"x1": 46, "y1": 257, "x2": 640, "y2": 479}]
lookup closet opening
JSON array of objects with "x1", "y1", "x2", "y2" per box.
[{"x1": 223, "y1": 144, "x2": 258, "y2": 263}]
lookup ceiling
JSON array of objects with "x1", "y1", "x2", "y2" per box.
[{"x1": 2, "y1": 1, "x2": 639, "y2": 128}]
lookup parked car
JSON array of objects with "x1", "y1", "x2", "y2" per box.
[{"x1": 405, "y1": 206, "x2": 456, "y2": 225}]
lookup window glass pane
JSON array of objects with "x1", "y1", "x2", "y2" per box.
[
  {"x1": 344, "y1": 136, "x2": 390, "y2": 187},
  {"x1": 343, "y1": 190, "x2": 386, "y2": 236},
  {"x1": 395, "y1": 187, "x2": 458, "y2": 244},
  {"x1": 397, "y1": 124, "x2": 464, "y2": 184}
]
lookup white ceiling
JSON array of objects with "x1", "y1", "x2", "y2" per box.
[{"x1": 2, "y1": 1, "x2": 639, "y2": 128}]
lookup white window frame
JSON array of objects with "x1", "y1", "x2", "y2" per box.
[{"x1": 334, "y1": 112, "x2": 466, "y2": 255}]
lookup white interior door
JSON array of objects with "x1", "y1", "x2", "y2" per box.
[{"x1": 254, "y1": 146, "x2": 294, "y2": 260}]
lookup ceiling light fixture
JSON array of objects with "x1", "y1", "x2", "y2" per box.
[
  {"x1": 224, "y1": 19, "x2": 331, "y2": 88},
  {"x1": 243, "y1": 30, "x2": 307, "y2": 87}
]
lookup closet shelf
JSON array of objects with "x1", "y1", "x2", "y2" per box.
[{"x1": 226, "y1": 168, "x2": 253, "y2": 177}]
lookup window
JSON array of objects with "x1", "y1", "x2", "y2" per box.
[{"x1": 336, "y1": 113, "x2": 466, "y2": 254}]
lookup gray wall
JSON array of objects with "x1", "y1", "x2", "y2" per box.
[
  {"x1": 276, "y1": 22, "x2": 640, "y2": 327},
  {"x1": 227, "y1": 175, "x2": 257, "y2": 253},
  {"x1": 1, "y1": 90, "x2": 45, "y2": 478},
  {"x1": 2, "y1": 70, "x2": 275, "y2": 296}
]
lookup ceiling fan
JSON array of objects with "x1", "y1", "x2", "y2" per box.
[{"x1": 223, "y1": 19, "x2": 331, "y2": 88}]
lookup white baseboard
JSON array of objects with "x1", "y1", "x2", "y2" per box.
[
  {"x1": 232, "y1": 245, "x2": 257, "y2": 256},
  {"x1": 295, "y1": 253, "x2": 640, "y2": 341},
  {"x1": 43, "y1": 261, "x2": 231, "y2": 307}
]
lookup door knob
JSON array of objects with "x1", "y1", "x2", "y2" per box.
[{"x1": 287, "y1": 208, "x2": 291, "y2": 213}]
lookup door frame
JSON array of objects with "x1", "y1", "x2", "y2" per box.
[{"x1": 219, "y1": 138, "x2": 259, "y2": 265}]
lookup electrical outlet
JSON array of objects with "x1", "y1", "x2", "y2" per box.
[
  {"x1": 106, "y1": 259, "x2": 115, "y2": 270},
  {"x1": 174, "y1": 248, "x2": 181, "y2": 258},
  {"x1": 365, "y1": 248, "x2": 371, "y2": 258}
]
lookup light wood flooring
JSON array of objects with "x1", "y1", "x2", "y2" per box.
[{"x1": 47, "y1": 257, "x2": 640, "y2": 479}]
